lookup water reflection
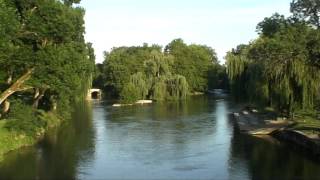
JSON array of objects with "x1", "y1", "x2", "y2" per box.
[
  {"x1": 0, "y1": 96, "x2": 320, "y2": 180},
  {"x1": 228, "y1": 131, "x2": 320, "y2": 180},
  {"x1": 0, "y1": 101, "x2": 96, "y2": 180},
  {"x1": 78, "y1": 96, "x2": 230, "y2": 179}
]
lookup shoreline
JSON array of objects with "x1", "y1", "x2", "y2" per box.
[
  {"x1": 0, "y1": 112, "x2": 63, "y2": 162},
  {"x1": 231, "y1": 109, "x2": 320, "y2": 159}
]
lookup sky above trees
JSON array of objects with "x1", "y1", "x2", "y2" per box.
[{"x1": 80, "y1": 0, "x2": 292, "y2": 63}]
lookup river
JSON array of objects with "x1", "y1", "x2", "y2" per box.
[{"x1": 1, "y1": 93, "x2": 320, "y2": 179}]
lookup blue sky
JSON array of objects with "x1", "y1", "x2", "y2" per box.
[{"x1": 80, "y1": 0, "x2": 292, "y2": 63}]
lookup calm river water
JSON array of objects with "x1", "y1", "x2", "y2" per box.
[{"x1": 1, "y1": 93, "x2": 320, "y2": 180}]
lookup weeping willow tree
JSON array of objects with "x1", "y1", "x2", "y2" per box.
[
  {"x1": 152, "y1": 77, "x2": 167, "y2": 101},
  {"x1": 119, "y1": 82, "x2": 139, "y2": 104},
  {"x1": 145, "y1": 50, "x2": 172, "y2": 78},
  {"x1": 130, "y1": 72, "x2": 149, "y2": 100},
  {"x1": 119, "y1": 72, "x2": 148, "y2": 103},
  {"x1": 226, "y1": 16, "x2": 320, "y2": 117},
  {"x1": 246, "y1": 62, "x2": 270, "y2": 105},
  {"x1": 118, "y1": 49, "x2": 168, "y2": 102},
  {"x1": 165, "y1": 75, "x2": 188, "y2": 100},
  {"x1": 226, "y1": 45, "x2": 251, "y2": 101},
  {"x1": 258, "y1": 24, "x2": 320, "y2": 116},
  {"x1": 119, "y1": 50, "x2": 189, "y2": 103}
]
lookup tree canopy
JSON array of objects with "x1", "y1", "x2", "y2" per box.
[
  {"x1": 291, "y1": 0, "x2": 320, "y2": 27},
  {"x1": 0, "y1": 0, "x2": 94, "y2": 117},
  {"x1": 99, "y1": 41, "x2": 225, "y2": 103},
  {"x1": 226, "y1": 0, "x2": 320, "y2": 117},
  {"x1": 165, "y1": 39, "x2": 219, "y2": 92}
]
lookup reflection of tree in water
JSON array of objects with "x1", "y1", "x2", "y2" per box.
[
  {"x1": 103, "y1": 96, "x2": 218, "y2": 163},
  {"x1": 0, "y1": 101, "x2": 96, "y2": 179},
  {"x1": 228, "y1": 129, "x2": 320, "y2": 180},
  {"x1": 107, "y1": 95, "x2": 215, "y2": 121}
]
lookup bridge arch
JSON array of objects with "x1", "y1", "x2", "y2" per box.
[{"x1": 87, "y1": 89, "x2": 102, "y2": 100}]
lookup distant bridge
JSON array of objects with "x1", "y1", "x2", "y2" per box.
[{"x1": 87, "y1": 88, "x2": 102, "y2": 100}]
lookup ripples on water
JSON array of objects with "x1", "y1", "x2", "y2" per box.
[{"x1": 1, "y1": 94, "x2": 320, "y2": 180}]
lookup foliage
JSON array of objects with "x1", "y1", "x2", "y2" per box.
[
  {"x1": 119, "y1": 82, "x2": 140, "y2": 104},
  {"x1": 256, "y1": 13, "x2": 288, "y2": 37},
  {"x1": 103, "y1": 45, "x2": 162, "y2": 96},
  {"x1": 165, "y1": 39, "x2": 218, "y2": 92},
  {"x1": 0, "y1": 0, "x2": 94, "y2": 158},
  {"x1": 226, "y1": 1, "x2": 320, "y2": 117},
  {"x1": 208, "y1": 64, "x2": 229, "y2": 90},
  {"x1": 291, "y1": 0, "x2": 320, "y2": 27},
  {"x1": 93, "y1": 63, "x2": 104, "y2": 89},
  {"x1": 0, "y1": 120, "x2": 35, "y2": 161},
  {"x1": 0, "y1": 0, "x2": 94, "y2": 115},
  {"x1": 130, "y1": 72, "x2": 149, "y2": 99},
  {"x1": 165, "y1": 75, "x2": 188, "y2": 100},
  {"x1": 101, "y1": 40, "x2": 223, "y2": 102},
  {"x1": 152, "y1": 78, "x2": 167, "y2": 101},
  {"x1": 103, "y1": 43, "x2": 199, "y2": 102},
  {"x1": 0, "y1": 102, "x2": 61, "y2": 161},
  {"x1": 5, "y1": 100, "x2": 44, "y2": 136}
]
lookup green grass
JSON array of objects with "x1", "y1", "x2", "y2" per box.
[
  {"x1": 289, "y1": 111, "x2": 320, "y2": 136},
  {"x1": 245, "y1": 104, "x2": 320, "y2": 136},
  {"x1": 0, "y1": 112, "x2": 62, "y2": 162},
  {"x1": 0, "y1": 120, "x2": 35, "y2": 162}
]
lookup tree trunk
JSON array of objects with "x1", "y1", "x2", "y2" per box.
[
  {"x1": 6, "y1": 73, "x2": 12, "y2": 84},
  {"x1": 52, "y1": 102, "x2": 57, "y2": 111},
  {"x1": 34, "y1": 88, "x2": 40, "y2": 99},
  {"x1": 33, "y1": 88, "x2": 46, "y2": 109},
  {"x1": 0, "y1": 69, "x2": 34, "y2": 105},
  {"x1": 1, "y1": 71, "x2": 13, "y2": 116},
  {"x1": 50, "y1": 95, "x2": 57, "y2": 111},
  {"x1": 2, "y1": 100, "x2": 10, "y2": 114}
]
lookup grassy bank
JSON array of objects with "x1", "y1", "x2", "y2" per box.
[
  {"x1": 0, "y1": 121, "x2": 34, "y2": 162},
  {"x1": 0, "y1": 112, "x2": 62, "y2": 162},
  {"x1": 252, "y1": 106, "x2": 320, "y2": 135},
  {"x1": 234, "y1": 105, "x2": 320, "y2": 137},
  {"x1": 290, "y1": 112, "x2": 320, "y2": 138}
]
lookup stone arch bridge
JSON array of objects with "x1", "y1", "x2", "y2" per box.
[{"x1": 87, "y1": 89, "x2": 102, "y2": 100}]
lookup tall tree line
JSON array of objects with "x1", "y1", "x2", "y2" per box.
[
  {"x1": 226, "y1": 0, "x2": 320, "y2": 117},
  {"x1": 95, "y1": 40, "x2": 226, "y2": 103},
  {"x1": 0, "y1": 0, "x2": 95, "y2": 119}
]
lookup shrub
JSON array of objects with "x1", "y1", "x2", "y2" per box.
[
  {"x1": 119, "y1": 82, "x2": 140, "y2": 104},
  {"x1": 5, "y1": 100, "x2": 46, "y2": 136}
]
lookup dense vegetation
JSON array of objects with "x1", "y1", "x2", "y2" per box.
[
  {"x1": 226, "y1": 0, "x2": 320, "y2": 119},
  {"x1": 95, "y1": 40, "x2": 227, "y2": 103},
  {"x1": 0, "y1": 0, "x2": 94, "y2": 159}
]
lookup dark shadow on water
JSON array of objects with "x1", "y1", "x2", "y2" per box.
[
  {"x1": 1, "y1": 96, "x2": 320, "y2": 179},
  {"x1": 228, "y1": 128, "x2": 320, "y2": 180},
  {"x1": 0, "y1": 101, "x2": 96, "y2": 180}
]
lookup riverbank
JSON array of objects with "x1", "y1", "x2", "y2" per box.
[
  {"x1": 231, "y1": 109, "x2": 293, "y2": 135},
  {"x1": 231, "y1": 108, "x2": 320, "y2": 159},
  {"x1": 0, "y1": 112, "x2": 62, "y2": 162}
]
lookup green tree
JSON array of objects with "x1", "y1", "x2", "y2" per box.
[
  {"x1": 291, "y1": 0, "x2": 320, "y2": 28},
  {"x1": 165, "y1": 39, "x2": 218, "y2": 92},
  {"x1": 0, "y1": 0, "x2": 94, "y2": 116},
  {"x1": 130, "y1": 72, "x2": 149, "y2": 100},
  {"x1": 103, "y1": 45, "x2": 162, "y2": 96},
  {"x1": 256, "y1": 13, "x2": 288, "y2": 37},
  {"x1": 226, "y1": 13, "x2": 320, "y2": 117},
  {"x1": 120, "y1": 82, "x2": 139, "y2": 104},
  {"x1": 101, "y1": 40, "x2": 222, "y2": 103}
]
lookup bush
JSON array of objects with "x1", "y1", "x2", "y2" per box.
[
  {"x1": 152, "y1": 79, "x2": 167, "y2": 101},
  {"x1": 119, "y1": 82, "x2": 140, "y2": 104},
  {"x1": 5, "y1": 100, "x2": 46, "y2": 136}
]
